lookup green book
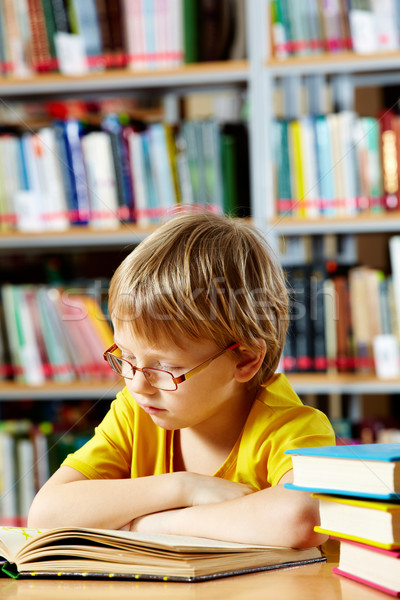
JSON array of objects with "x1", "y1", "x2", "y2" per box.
[
  {"x1": 183, "y1": 0, "x2": 199, "y2": 63},
  {"x1": 221, "y1": 132, "x2": 238, "y2": 216},
  {"x1": 41, "y1": 0, "x2": 57, "y2": 58}
]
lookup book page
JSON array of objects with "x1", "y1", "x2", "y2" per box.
[{"x1": 0, "y1": 527, "x2": 44, "y2": 562}]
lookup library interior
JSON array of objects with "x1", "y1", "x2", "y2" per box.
[{"x1": 0, "y1": 0, "x2": 400, "y2": 598}]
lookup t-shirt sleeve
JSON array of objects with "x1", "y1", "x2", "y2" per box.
[
  {"x1": 267, "y1": 406, "x2": 336, "y2": 487},
  {"x1": 61, "y1": 390, "x2": 135, "y2": 480}
]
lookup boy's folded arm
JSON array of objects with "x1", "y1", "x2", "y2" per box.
[
  {"x1": 27, "y1": 467, "x2": 255, "y2": 531},
  {"x1": 131, "y1": 470, "x2": 328, "y2": 549},
  {"x1": 27, "y1": 466, "x2": 190, "y2": 530}
]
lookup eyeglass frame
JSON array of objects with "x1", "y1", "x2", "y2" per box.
[{"x1": 103, "y1": 342, "x2": 240, "y2": 391}]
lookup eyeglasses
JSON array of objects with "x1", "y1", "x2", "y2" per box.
[{"x1": 103, "y1": 342, "x2": 239, "y2": 391}]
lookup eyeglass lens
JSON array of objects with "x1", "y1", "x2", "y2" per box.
[{"x1": 105, "y1": 354, "x2": 177, "y2": 390}]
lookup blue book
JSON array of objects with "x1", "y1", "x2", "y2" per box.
[
  {"x1": 53, "y1": 120, "x2": 90, "y2": 225},
  {"x1": 102, "y1": 114, "x2": 134, "y2": 222},
  {"x1": 284, "y1": 443, "x2": 400, "y2": 500}
]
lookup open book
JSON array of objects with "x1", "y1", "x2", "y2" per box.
[{"x1": 0, "y1": 526, "x2": 324, "y2": 582}]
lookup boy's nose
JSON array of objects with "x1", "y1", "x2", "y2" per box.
[{"x1": 127, "y1": 370, "x2": 157, "y2": 395}]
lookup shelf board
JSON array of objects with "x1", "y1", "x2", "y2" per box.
[
  {"x1": 2, "y1": 374, "x2": 400, "y2": 399},
  {"x1": 267, "y1": 51, "x2": 400, "y2": 76},
  {"x1": 0, "y1": 380, "x2": 123, "y2": 400},
  {"x1": 0, "y1": 61, "x2": 249, "y2": 97},
  {"x1": 268, "y1": 212, "x2": 400, "y2": 235},
  {"x1": 0, "y1": 224, "x2": 159, "y2": 250},
  {"x1": 286, "y1": 373, "x2": 400, "y2": 395}
]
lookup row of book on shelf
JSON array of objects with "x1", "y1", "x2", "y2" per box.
[
  {"x1": 286, "y1": 443, "x2": 400, "y2": 596},
  {"x1": 0, "y1": 114, "x2": 250, "y2": 232},
  {"x1": 0, "y1": 0, "x2": 245, "y2": 77},
  {"x1": 273, "y1": 109, "x2": 400, "y2": 220},
  {"x1": 0, "y1": 419, "x2": 93, "y2": 526},
  {"x1": 270, "y1": 0, "x2": 400, "y2": 58},
  {"x1": 282, "y1": 235, "x2": 400, "y2": 378},
  {"x1": 0, "y1": 283, "x2": 118, "y2": 385}
]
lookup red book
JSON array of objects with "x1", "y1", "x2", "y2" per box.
[
  {"x1": 379, "y1": 109, "x2": 400, "y2": 211},
  {"x1": 332, "y1": 537, "x2": 400, "y2": 597}
]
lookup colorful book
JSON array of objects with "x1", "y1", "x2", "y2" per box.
[
  {"x1": 332, "y1": 537, "x2": 400, "y2": 597},
  {"x1": 0, "y1": 527, "x2": 324, "y2": 581},
  {"x1": 285, "y1": 443, "x2": 400, "y2": 499},
  {"x1": 81, "y1": 130, "x2": 120, "y2": 229},
  {"x1": 313, "y1": 493, "x2": 400, "y2": 549}
]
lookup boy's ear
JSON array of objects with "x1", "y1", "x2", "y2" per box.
[{"x1": 233, "y1": 340, "x2": 266, "y2": 383}]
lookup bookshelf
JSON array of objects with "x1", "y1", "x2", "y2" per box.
[
  {"x1": 264, "y1": 0, "x2": 400, "y2": 416},
  {"x1": 0, "y1": 1, "x2": 265, "y2": 405}
]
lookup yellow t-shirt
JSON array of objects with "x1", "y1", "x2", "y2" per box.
[{"x1": 62, "y1": 373, "x2": 335, "y2": 489}]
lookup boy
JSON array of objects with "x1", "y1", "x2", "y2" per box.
[{"x1": 28, "y1": 212, "x2": 335, "y2": 548}]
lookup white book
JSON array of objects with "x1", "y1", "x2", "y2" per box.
[
  {"x1": 0, "y1": 137, "x2": 21, "y2": 228},
  {"x1": 338, "y1": 111, "x2": 358, "y2": 216},
  {"x1": 16, "y1": 438, "x2": 36, "y2": 520},
  {"x1": 128, "y1": 130, "x2": 150, "y2": 226},
  {"x1": 17, "y1": 286, "x2": 45, "y2": 386},
  {"x1": 153, "y1": 0, "x2": 169, "y2": 68},
  {"x1": 168, "y1": 0, "x2": 184, "y2": 67},
  {"x1": 122, "y1": 0, "x2": 147, "y2": 70},
  {"x1": 15, "y1": 133, "x2": 46, "y2": 232},
  {"x1": 0, "y1": 432, "x2": 17, "y2": 522},
  {"x1": 389, "y1": 236, "x2": 400, "y2": 335},
  {"x1": 327, "y1": 113, "x2": 346, "y2": 217},
  {"x1": 81, "y1": 131, "x2": 120, "y2": 229},
  {"x1": 348, "y1": 4, "x2": 378, "y2": 54},
  {"x1": 35, "y1": 128, "x2": 69, "y2": 231},
  {"x1": 371, "y1": 0, "x2": 398, "y2": 51}
]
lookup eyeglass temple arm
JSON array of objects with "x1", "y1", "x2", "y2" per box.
[
  {"x1": 103, "y1": 344, "x2": 118, "y2": 361},
  {"x1": 173, "y1": 342, "x2": 239, "y2": 384}
]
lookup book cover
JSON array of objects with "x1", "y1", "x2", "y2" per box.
[
  {"x1": 314, "y1": 114, "x2": 336, "y2": 217},
  {"x1": 27, "y1": 0, "x2": 52, "y2": 71},
  {"x1": 313, "y1": 493, "x2": 400, "y2": 549},
  {"x1": 332, "y1": 537, "x2": 400, "y2": 597},
  {"x1": 148, "y1": 122, "x2": 177, "y2": 211},
  {"x1": 34, "y1": 127, "x2": 69, "y2": 231},
  {"x1": 69, "y1": 0, "x2": 103, "y2": 67},
  {"x1": 81, "y1": 130, "x2": 120, "y2": 229},
  {"x1": 0, "y1": 526, "x2": 324, "y2": 582},
  {"x1": 380, "y1": 109, "x2": 400, "y2": 211},
  {"x1": 183, "y1": 0, "x2": 198, "y2": 62},
  {"x1": 102, "y1": 114, "x2": 134, "y2": 222},
  {"x1": 200, "y1": 119, "x2": 224, "y2": 212},
  {"x1": 285, "y1": 443, "x2": 400, "y2": 498},
  {"x1": 273, "y1": 119, "x2": 293, "y2": 216},
  {"x1": 220, "y1": 130, "x2": 238, "y2": 216},
  {"x1": 53, "y1": 120, "x2": 90, "y2": 225}
]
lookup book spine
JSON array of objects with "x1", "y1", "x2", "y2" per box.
[
  {"x1": 379, "y1": 110, "x2": 400, "y2": 211},
  {"x1": 27, "y1": 0, "x2": 52, "y2": 71}
]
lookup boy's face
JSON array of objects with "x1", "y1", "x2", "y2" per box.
[{"x1": 112, "y1": 325, "x2": 242, "y2": 432}]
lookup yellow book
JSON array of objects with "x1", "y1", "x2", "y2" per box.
[
  {"x1": 288, "y1": 120, "x2": 306, "y2": 218},
  {"x1": 313, "y1": 493, "x2": 400, "y2": 550},
  {"x1": 79, "y1": 296, "x2": 114, "y2": 349}
]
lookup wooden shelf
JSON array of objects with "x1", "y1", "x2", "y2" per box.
[
  {"x1": 0, "y1": 223, "x2": 159, "y2": 250},
  {"x1": 0, "y1": 60, "x2": 249, "y2": 97},
  {"x1": 267, "y1": 51, "x2": 400, "y2": 76},
  {"x1": 0, "y1": 380, "x2": 123, "y2": 400},
  {"x1": 269, "y1": 212, "x2": 400, "y2": 235},
  {"x1": 286, "y1": 373, "x2": 400, "y2": 395},
  {"x1": 2, "y1": 373, "x2": 400, "y2": 399}
]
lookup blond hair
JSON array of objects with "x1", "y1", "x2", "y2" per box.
[{"x1": 108, "y1": 212, "x2": 288, "y2": 386}]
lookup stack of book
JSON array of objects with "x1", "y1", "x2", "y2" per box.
[{"x1": 285, "y1": 443, "x2": 400, "y2": 596}]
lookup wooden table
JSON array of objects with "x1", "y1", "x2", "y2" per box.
[{"x1": 0, "y1": 554, "x2": 390, "y2": 600}]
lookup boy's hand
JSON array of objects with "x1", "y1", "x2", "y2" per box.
[{"x1": 183, "y1": 473, "x2": 256, "y2": 506}]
